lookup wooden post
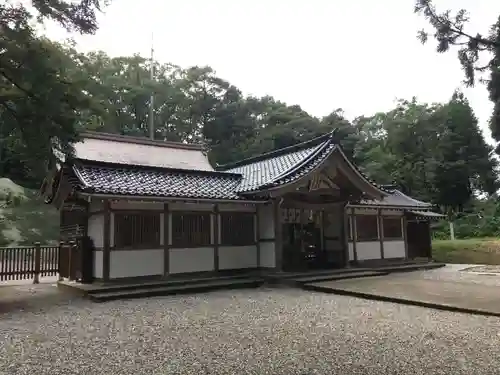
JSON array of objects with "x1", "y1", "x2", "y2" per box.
[
  {"x1": 58, "y1": 241, "x2": 64, "y2": 281},
  {"x1": 102, "y1": 199, "x2": 111, "y2": 282},
  {"x1": 273, "y1": 198, "x2": 283, "y2": 271},
  {"x1": 163, "y1": 203, "x2": 169, "y2": 277},
  {"x1": 68, "y1": 240, "x2": 74, "y2": 281},
  {"x1": 351, "y1": 208, "x2": 358, "y2": 263},
  {"x1": 33, "y1": 242, "x2": 41, "y2": 284},
  {"x1": 255, "y1": 206, "x2": 261, "y2": 268},
  {"x1": 402, "y1": 216, "x2": 409, "y2": 259},
  {"x1": 378, "y1": 209, "x2": 385, "y2": 260},
  {"x1": 213, "y1": 204, "x2": 220, "y2": 272}
]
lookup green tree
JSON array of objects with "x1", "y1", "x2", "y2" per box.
[
  {"x1": 0, "y1": 0, "x2": 106, "y2": 185},
  {"x1": 414, "y1": 0, "x2": 500, "y2": 151}
]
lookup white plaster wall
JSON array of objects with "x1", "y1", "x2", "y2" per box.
[
  {"x1": 169, "y1": 247, "x2": 214, "y2": 274},
  {"x1": 89, "y1": 200, "x2": 103, "y2": 212},
  {"x1": 110, "y1": 249, "x2": 164, "y2": 278},
  {"x1": 259, "y1": 242, "x2": 275, "y2": 268},
  {"x1": 348, "y1": 242, "x2": 354, "y2": 261},
  {"x1": 93, "y1": 250, "x2": 103, "y2": 278},
  {"x1": 258, "y1": 204, "x2": 274, "y2": 240},
  {"x1": 218, "y1": 246, "x2": 257, "y2": 269},
  {"x1": 356, "y1": 241, "x2": 382, "y2": 260},
  {"x1": 383, "y1": 240, "x2": 406, "y2": 258},
  {"x1": 257, "y1": 204, "x2": 276, "y2": 268},
  {"x1": 88, "y1": 214, "x2": 104, "y2": 248}
]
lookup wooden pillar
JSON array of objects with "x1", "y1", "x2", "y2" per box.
[
  {"x1": 340, "y1": 204, "x2": 349, "y2": 267},
  {"x1": 351, "y1": 208, "x2": 358, "y2": 263},
  {"x1": 402, "y1": 215, "x2": 409, "y2": 259},
  {"x1": 273, "y1": 198, "x2": 283, "y2": 271},
  {"x1": 163, "y1": 203, "x2": 169, "y2": 277},
  {"x1": 102, "y1": 199, "x2": 111, "y2": 282},
  {"x1": 213, "y1": 204, "x2": 220, "y2": 272},
  {"x1": 378, "y1": 208, "x2": 385, "y2": 259},
  {"x1": 255, "y1": 206, "x2": 261, "y2": 268}
]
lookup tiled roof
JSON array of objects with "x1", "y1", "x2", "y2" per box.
[
  {"x1": 219, "y1": 133, "x2": 336, "y2": 193},
  {"x1": 71, "y1": 161, "x2": 245, "y2": 200},
  {"x1": 354, "y1": 189, "x2": 432, "y2": 208},
  {"x1": 57, "y1": 131, "x2": 430, "y2": 206},
  {"x1": 72, "y1": 132, "x2": 214, "y2": 171}
]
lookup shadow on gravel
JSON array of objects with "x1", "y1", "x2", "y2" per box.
[{"x1": 0, "y1": 283, "x2": 78, "y2": 314}]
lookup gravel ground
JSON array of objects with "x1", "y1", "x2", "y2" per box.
[{"x1": 1, "y1": 285, "x2": 500, "y2": 375}]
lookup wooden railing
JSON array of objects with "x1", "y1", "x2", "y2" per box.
[{"x1": 0, "y1": 243, "x2": 59, "y2": 283}]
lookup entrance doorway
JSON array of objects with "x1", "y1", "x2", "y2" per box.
[
  {"x1": 283, "y1": 221, "x2": 324, "y2": 271},
  {"x1": 407, "y1": 220, "x2": 432, "y2": 259}
]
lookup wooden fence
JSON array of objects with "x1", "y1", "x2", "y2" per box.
[{"x1": 0, "y1": 243, "x2": 59, "y2": 283}]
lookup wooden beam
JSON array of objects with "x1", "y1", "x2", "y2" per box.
[
  {"x1": 351, "y1": 208, "x2": 358, "y2": 263},
  {"x1": 102, "y1": 199, "x2": 111, "y2": 282},
  {"x1": 213, "y1": 204, "x2": 220, "y2": 272},
  {"x1": 273, "y1": 199, "x2": 283, "y2": 271},
  {"x1": 255, "y1": 206, "x2": 261, "y2": 268},
  {"x1": 163, "y1": 203, "x2": 169, "y2": 277},
  {"x1": 401, "y1": 214, "x2": 408, "y2": 259},
  {"x1": 378, "y1": 208, "x2": 385, "y2": 260}
]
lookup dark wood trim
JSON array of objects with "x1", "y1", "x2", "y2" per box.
[
  {"x1": 320, "y1": 211, "x2": 325, "y2": 251},
  {"x1": 351, "y1": 208, "x2": 358, "y2": 262},
  {"x1": 113, "y1": 211, "x2": 162, "y2": 249},
  {"x1": 84, "y1": 201, "x2": 89, "y2": 237},
  {"x1": 102, "y1": 199, "x2": 111, "y2": 282},
  {"x1": 170, "y1": 244, "x2": 213, "y2": 249},
  {"x1": 88, "y1": 210, "x2": 105, "y2": 217},
  {"x1": 273, "y1": 199, "x2": 283, "y2": 271},
  {"x1": 213, "y1": 204, "x2": 219, "y2": 272},
  {"x1": 324, "y1": 236, "x2": 341, "y2": 241},
  {"x1": 110, "y1": 245, "x2": 162, "y2": 251},
  {"x1": 219, "y1": 211, "x2": 256, "y2": 247},
  {"x1": 378, "y1": 208, "x2": 385, "y2": 259},
  {"x1": 259, "y1": 238, "x2": 275, "y2": 242},
  {"x1": 110, "y1": 208, "x2": 164, "y2": 212},
  {"x1": 356, "y1": 238, "x2": 380, "y2": 243},
  {"x1": 341, "y1": 204, "x2": 349, "y2": 267},
  {"x1": 402, "y1": 215, "x2": 409, "y2": 258},
  {"x1": 163, "y1": 203, "x2": 169, "y2": 277},
  {"x1": 170, "y1": 211, "x2": 212, "y2": 248},
  {"x1": 383, "y1": 237, "x2": 404, "y2": 242},
  {"x1": 255, "y1": 207, "x2": 261, "y2": 268}
]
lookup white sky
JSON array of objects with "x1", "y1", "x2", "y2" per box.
[{"x1": 42, "y1": 0, "x2": 499, "y2": 144}]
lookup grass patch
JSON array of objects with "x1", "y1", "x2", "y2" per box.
[{"x1": 432, "y1": 238, "x2": 500, "y2": 265}]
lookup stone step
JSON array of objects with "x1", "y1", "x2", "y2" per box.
[
  {"x1": 266, "y1": 268, "x2": 372, "y2": 281},
  {"x1": 86, "y1": 274, "x2": 257, "y2": 295},
  {"x1": 292, "y1": 270, "x2": 389, "y2": 284},
  {"x1": 89, "y1": 277, "x2": 264, "y2": 302}
]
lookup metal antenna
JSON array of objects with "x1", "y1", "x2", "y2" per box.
[{"x1": 148, "y1": 31, "x2": 155, "y2": 140}]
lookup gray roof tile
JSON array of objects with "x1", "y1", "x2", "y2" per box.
[{"x1": 72, "y1": 161, "x2": 244, "y2": 200}]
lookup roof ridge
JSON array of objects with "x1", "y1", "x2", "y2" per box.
[
  {"x1": 74, "y1": 158, "x2": 243, "y2": 179},
  {"x1": 217, "y1": 130, "x2": 336, "y2": 170},
  {"x1": 260, "y1": 139, "x2": 335, "y2": 190},
  {"x1": 80, "y1": 131, "x2": 204, "y2": 151}
]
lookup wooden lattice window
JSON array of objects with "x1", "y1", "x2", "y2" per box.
[
  {"x1": 172, "y1": 212, "x2": 211, "y2": 247},
  {"x1": 114, "y1": 212, "x2": 161, "y2": 249},
  {"x1": 220, "y1": 212, "x2": 255, "y2": 246},
  {"x1": 383, "y1": 217, "x2": 403, "y2": 239},
  {"x1": 355, "y1": 215, "x2": 378, "y2": 241}
]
